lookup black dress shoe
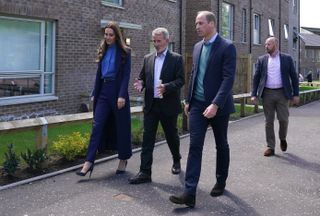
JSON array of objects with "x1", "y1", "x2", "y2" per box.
[
  {"x1": 128, "y1": 172, "x2": 151, "y2": 184},
  {"x1": 169, "y1": 193, "x2": 195, "y2": 208},
  {"x1": 280, "y1": 140, "x2": 287, "y2": 152},
  {"x1": 171, "y1": 161, "x2": 181, "y2": 175},
  {"x1": 210, "y1": 182, "x2": 226, "y2": 197}
]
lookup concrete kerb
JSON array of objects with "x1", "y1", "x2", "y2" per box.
[{"x1": 0, "y1": 133, "x2": 190, "y2": 191}]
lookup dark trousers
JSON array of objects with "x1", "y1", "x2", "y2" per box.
[
  {"x1": 140, "y1": 99, "x2": 181, "y2": 175},
  {"x1": 86, "y1": 81, "x2": 131, "y2": 162},
  {"x1": 185, "y1": 99, "x2": 230, "y2": 195}
]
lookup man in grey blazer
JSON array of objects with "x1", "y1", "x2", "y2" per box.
[
  {"x1": 129, "y1": 27, "x2": 185, "y2": 184},
  {"x1": 251, "y1": 37, "x2": 299, "y2": 157}
]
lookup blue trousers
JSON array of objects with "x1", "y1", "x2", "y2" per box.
[
  {"x1": 185, "y1": 99, "x2": 230, "y2": 195},
  {"x1": 86, "y1": 81, "x2": 131, "y2": 162}
]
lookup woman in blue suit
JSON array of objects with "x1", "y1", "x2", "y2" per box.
[{"x1": 76, "y1": 22, "x2": 132, "y2": 177}]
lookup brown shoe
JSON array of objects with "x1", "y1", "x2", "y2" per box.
[
  {"x1": 264, "y1": 148, "x2": 275, "y2": 157},
  {"x1": 280, "y1": 140, "x2": 287, "y2": 152}
]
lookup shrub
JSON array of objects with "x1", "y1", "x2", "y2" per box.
[
  {"x1": 2, "y1": 144, "x2": 20, "y2": 176},
  {"x1": 21, "y1": 148, "x2": 47, "y2": 171},
  {"x1": 51, "y1": 132, "x2": 89, "y2": 161}
]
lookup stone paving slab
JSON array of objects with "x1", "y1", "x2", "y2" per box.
[{"x1": 0, "y1": 101, "x2": 319, "y2": 216}]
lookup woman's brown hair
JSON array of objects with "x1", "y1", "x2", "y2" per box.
[{"x1": 96, "y1": 21, "x2": 130, "y2": 63}]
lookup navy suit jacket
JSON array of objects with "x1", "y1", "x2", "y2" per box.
[
  {"x1": 187, "y1": 35, "x2": 237, "y2": 116},
  {"x1": 139, "y1": 50, "x2": 184, "y2": 116},
  {"x1": 251, "y1": 53, "x2": 299, "y2": 99}
]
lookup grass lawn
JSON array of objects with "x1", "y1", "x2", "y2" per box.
[{"x1": 299, "y1": 86, "x2": 320, "y2": 91}]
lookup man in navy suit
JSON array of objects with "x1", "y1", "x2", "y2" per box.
[
  {"x1": 251, "y1": 37, "x2": 299, "y2": 157},
  {"x1": 170, "y1": 11, "x2": 236, "y2": 207},
  {"x1": 129, "y1": 27, "x2": 185, "y2": 184}
]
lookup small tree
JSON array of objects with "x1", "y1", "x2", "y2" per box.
[{"x1": 2, "y1": 144, "x2": 20, "y2": 177}]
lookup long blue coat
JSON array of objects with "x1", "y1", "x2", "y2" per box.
[{"x1": 92, "y1": 46, "x2": 132, "y2": 160}]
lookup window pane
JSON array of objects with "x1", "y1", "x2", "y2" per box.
[
  {"x1": 0, "y1": 18, "x2": 41, "y2": 71},
  {"x1": 45, "y1": 22, "x2": 53, "y2": 72},
  {"x1": 253, "y1": 14, "x2": 260, "y2": 44},
  {"x1": 102, "y1": 0, "x2": 121, "y2": 5},
  {"x1": 284, "y1": 24, "x2": 288, "y2": 39},
  {"x1": 44, "y1": 74, "x2": 53, "y2": 94},
  {"x1": 0, "y1": 76, "x2": 40, "y2": 97},
  {"x1": 221, "y1": 3, "x2": 233, "y2": 40},
  {"x1": 268, "y1": 19, "x2": 274, "y2": 36}
]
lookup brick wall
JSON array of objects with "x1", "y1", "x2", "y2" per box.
[{"x1": 0, "y1": 0, "x2": 182, "y2": 119}]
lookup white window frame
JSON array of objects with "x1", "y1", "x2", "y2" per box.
[
  {"x1": 253, "y1": 13, "x2": 261, "y2": 44},
  {"x1": 221, "y1": 2, "x2": 234, "y2": 41},
  {"x1": 0, "y1": 16, "x2": 56, "y2": 106},
  {"x1": 268, "y1": 18, "x2": 275, "y2": 36}
]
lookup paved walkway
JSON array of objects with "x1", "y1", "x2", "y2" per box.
[{"x1": 0, "y1": 101, "x2": 319, "y2": 216}]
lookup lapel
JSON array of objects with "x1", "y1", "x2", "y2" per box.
[
  {"x1": 205, "y1": 35, "x2": 221, "y2": 74},
  {"x1": 193, "y1": 42, "x2": 203, "y2": 81},
  {"x1": 279, "y1": 53, "x2": 284, "y2": 76},
  {"x1": 159, "y1": 50, "x2": 171, "y2": 80},
  {"x1": 115, "y1": 46, "x2": 121, "y2": 76},
  {"x1": 149, "y1": 52, "x2": 156, "y2": 88},
  {"x1": 263, "y1": 55, "x2": 269, "y2": 76}
]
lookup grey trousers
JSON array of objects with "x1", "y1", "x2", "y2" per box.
[{"x1": 262, "y1": 88, "x2": 289, "y2": 149}]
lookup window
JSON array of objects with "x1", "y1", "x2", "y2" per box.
[
  {"x1": 241, "y1": 9, "x2": 247, "y2": 43},
  {"x1": 284, "y1": 24, "x2": 289, "y2": 39},
  {"x1": 102, "y1": 0, "x2": 122, "y2": 6},
  {"x1": 221, "y1": 2, "x2": 234, "y2": 40},
  {"x1": 253, "y1": 14, "x2": 261, "y2": 44},
  {"x1": 0, "y1": 16, "x2": 55, "y2": 101},
  {"x1": 268, "y1": 19, "x2": 275, "y2": 36}
]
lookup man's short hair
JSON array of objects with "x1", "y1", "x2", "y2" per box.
[
  {"x1": 152, "y1": 27, "x2": 170, "y2": 40},
  {"x1": 197, "y1": 11, "x2": 217, "y2": 25}
]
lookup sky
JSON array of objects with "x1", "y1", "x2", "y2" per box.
[{"x1": 300, "y1": 0, "x2": 320, "y2": 28}]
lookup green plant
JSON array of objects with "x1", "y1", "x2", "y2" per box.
[
  {"x1": 21, "y1": 148, "x2": 48, "y2": 171},
  {"x1": 2, "y1": 144, "x2": 20, "y2": 176},
  {"x1": 51, "y1": 132, "x2": 89, "y2": 161}
]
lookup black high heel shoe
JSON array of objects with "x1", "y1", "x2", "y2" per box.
[
  {"x1": 76, "y1": 162, "x2": 95, "y2": 178},
  {"x1": 116, "y1": 160, "x2": 127, "y2": 174}
]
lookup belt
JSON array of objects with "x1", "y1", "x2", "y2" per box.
[
  {"x1": 265, "y1": 87, "x2": 283, "y2": 90},
  {"x1": 101, "y1": 77, "x2": 115, "y2": 83}
]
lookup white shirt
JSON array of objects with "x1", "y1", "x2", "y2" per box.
[
  {"x1": 153, "y1": 48, "x2": 168, "y2": 98},
  {"x1": 265, "y1": 52, "x2": 283, "y2": 89}
]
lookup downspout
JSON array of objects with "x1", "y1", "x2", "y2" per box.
[
  {"x1": 217, "y1": 0, "x2": 220, "y2": 32},
  {"x1": 298, "y1": 0, "x2": 301, "y2": 74},
  {"x1": 179, "y1": 0, "x2": 182, "y2": 54},
  {"x1": 249, "y1": 0, "x2": 252, "y2": 53},
  {"x1": 279, "y1": 0, "x2": 282, "y2": 50}
]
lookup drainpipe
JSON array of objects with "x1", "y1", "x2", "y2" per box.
[
  {"x1": 179, "y1": 0, "x2": 182, "y2": 54},
  {"x1": 279, "y1": 0, "x2": 282, "y2": 50},
  {"x1": 249, "y1": 0, "x2": 252, "y2": 53},
  {"x1": 217, "y1": 0, "x2": 220, "y2": 32}
]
